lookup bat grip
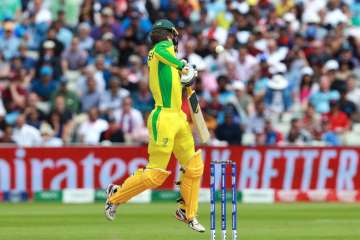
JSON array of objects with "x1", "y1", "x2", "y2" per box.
[{"x1": 186, "y1": 86, "x2": 193, "y2": 96}]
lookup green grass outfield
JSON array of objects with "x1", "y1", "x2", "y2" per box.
[{"x1": 0, "y1": 203, "x2": 359, "y2": 240}]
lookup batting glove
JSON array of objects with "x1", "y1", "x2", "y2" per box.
[{"x1": 181, "y1": 64, "x2": 198, "y2": 87}]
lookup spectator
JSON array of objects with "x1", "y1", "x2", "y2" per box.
[
  {"x1": 286, "y1": 118, "x2": 312, "y2": 145},
  {"x1": 301, "y1": 104, "x2": 321, "y2": 139},
  {"x1": 208, "y1": 128, "x2": 228, "y2": 147},
  {"x1": 80, "y1": 76, "x2": 101, "y2": 112},
  {"x1": 20, "y1": 11, "x2": 46, "y2": 50},
  {"x1": 11, "y1": 55, "x2": 32, "y2": 86},
  {"x1": 263, "y1": 119, "x2": 283, "y2": 145},
  {"x1": 77, "y1": 65, "x2": 105, "y2": 95},
  {"x1": 206, "y1": 91, "x2": 224, "y2": 120},
  {"x1": 78, "y1": 22, "x2": 94, "y2": 52},
  {"x1": 324, "y1": 60, "x2": 345, "y2": 93},
  {"x1": 248, "y1": 100, "x2": 269, "y2": 133},
  {"x1": 132, "y1": 80, "x2": 154, "y2": 116},
  {"x1": 99, "y1": 77, "x2": 129, "y2": 114},
  {"x1": 346, "y1": 75, "x2": 360, "y2": 110},
  {"x1": 2, "y1": 72, "x2": 28, "y2": 113},
  {"x1": 234, "y1": 45, "x2": 258, "y2": 82},
  {"x1": 26, "y1": 92, "x2": 46, "y2": 119},
  {"x1": 267, "y1": 39, "x2": 288, "y2": 66},
  {"x1": 25, "y1": 105, "x2": 42, "y2": 129},
  {"x1": 126, "y1": 52, "x2": 145, "y2": 76},
  {"x1": 28, "y1": 0, "x2": 52, "y2": 24},
  {"x1": 184, "y1": 39, "x2": 203, "y2": 68},
  {"x1": 12, "y1": 113, "x2": 41, "y2": 146},
  {"x1": 338, "y1": 43, "x2": 359, "y2": 69},
  {"x1": 0, "y1": 124, "x2": 15, "y2": 144},
  {"x1": 215, "y1": 111, "x2": 243, "y2": 145},
  {"x1": 298, "y1": 66, "x2": 315, "y2": 107},
  {"x1": 254, "y1": 119, "x2": 283, "y2": 146},
  {"x1": 112, "y1": 97, "x2": 146, "y2": 144},
  {"x1": 94, "y1": 55, "x2": 111, "y2": 88},
  {"x1": 50, "y1": 77, "x2": 80, "y2": 113},
  {"x1": 39, "y1": 28, "x2": 64, "y2": 57},
  {"x1": 31, "y1": 65, "x2": 58, "y2": 101},
  {"x1": 39, "y1": 122, "x2": 63, "y2": 146},
  {"x1": 90, "y1": 7, "x2": 121, "y2": 40},
  {"x1": 336, "y1": 58, "x2": 353, "y2": 82},
  {"x1": 276, "y1": 0, "x2": 295, "y2": 17},
  {"x1": 37, "y1": 40, "x2": 62, "y2": 79},
  {"x1": 117, "y1": 37, "x2": 136, "y2": 67},
  {"x1": 319, "y1": 117, "x2": 341, "y2": 146},
  {"x1": 118, "y1": 66, "x2": 138, "y2": 92},
  {"x1": 0, "y1": 52, "x2": 10, "y2": 79},
  {"x1": 339, "y1": 90, "x2": 357, "y2": 119},
  {"x1": 264, "y1": 74, "x2": 292, "y2": 114},
  {"x1": 0, "y1": 21, "x2": 20, "y2": 60},
  {"x1": 228, "y1": 81, "x2": 254, "y2": 120},
  {"x1": 49, "y1": 95, "x2": 73, "y2": 142},
  {"x1": 119, "y1": 8, "x2": 152, "y2": 43},
  {"x1": 217, "y1": 75, "x2": 234, "y2": 105},
  {"x1": 254, "y1": 57, "x2": 271, "y2": 97},
  {"x1": 197, "y1": 59, "x2": 218, "y2": 93},
  {"x1": 53, "y1": 11, "x2": 73, "y2": 48},
  {"x1": 192, "y1": 68, "x2": 212, "y2": 101},
  {"x1": 78, "y1": 0, "x2": 95, "y2": 24},
  {"x1": 18, "y1": 43, "x2": 36, "y2": 73},
  {"x1": 78, "y1": 107, "x2": 108, "y2": 145},
  {"x1": 326, "y1": 100, "x2": 351, "y2": 135},
  {"x1": 101, "y1": 33, "x2": 119, "y2": 66},
  {"x1": 309, "y1": 76, "x2": 340, "y2": 114},
  {"x1": 100, "y1": 116, "x2": 125, "y2": 144},
  {"x1": 55, "y1": 9, "x2": 72, "y2": 29},
  {"x1": 61, "y1": 37, "x2": 88, "y2": 71}
]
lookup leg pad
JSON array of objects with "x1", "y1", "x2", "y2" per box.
[
  {"x1": 109, "y1": 168, "x2": 171, "y2": 204},
  {"x1": 179, "y1": 150, "x2": 204, "y2": 220}
]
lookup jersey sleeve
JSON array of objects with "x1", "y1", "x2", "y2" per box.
[{"x1": 153, "y1": 41, "x2": 185, "y2": 70}]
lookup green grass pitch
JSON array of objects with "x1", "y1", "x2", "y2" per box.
[{"x1": 0, "y1": 202, "x2": 359, "y2": 240}]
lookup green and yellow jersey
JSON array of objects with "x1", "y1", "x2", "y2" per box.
[{"x1": 147, "y1": 40, "x2": 185, "y2": 111}]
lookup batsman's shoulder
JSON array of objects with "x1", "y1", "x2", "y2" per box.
[{"x1": 154, "y1": 40, "x2": 173, "y2": 50}]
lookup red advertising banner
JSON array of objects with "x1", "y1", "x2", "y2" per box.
[{"x1": 0, "y1": 146, "x2": 359, "y2": 193}]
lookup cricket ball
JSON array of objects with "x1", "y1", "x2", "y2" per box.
[{"x1": 215, "y1": 45, "x2": 225, "y2": 54}]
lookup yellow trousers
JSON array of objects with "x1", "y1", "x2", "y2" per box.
[{"x1": 147, "y1": 107, "x2": 195, "y2": 169}]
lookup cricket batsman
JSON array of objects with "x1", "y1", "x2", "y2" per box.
[{"x1": 104, "y1": 19, "x2": 205, "y2": 232}]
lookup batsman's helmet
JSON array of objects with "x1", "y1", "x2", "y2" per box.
[
  {"x1": 152, "y1": 19, "x2": 178, "y2": 35},
  {"x1": 150, "y1": 19, "x2": 179, "y2": 46}
]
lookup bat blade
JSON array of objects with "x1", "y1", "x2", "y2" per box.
[{"x1": 187, "y1": 87, "x2": 210, "y2": 144}]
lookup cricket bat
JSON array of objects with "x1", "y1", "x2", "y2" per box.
[{"x1": 186, "y1": 86, "x2": 210, "y2": 144}]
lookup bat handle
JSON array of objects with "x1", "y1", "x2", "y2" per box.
[{"x1": 186, "y1": 86, "x2": 193, "y2": 96}]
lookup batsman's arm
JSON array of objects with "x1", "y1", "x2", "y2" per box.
[{"x1": 154, "y1": 41, "x2": 185, "y2": 70}]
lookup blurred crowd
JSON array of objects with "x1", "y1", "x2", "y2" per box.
[{"x1": 0, "y1": 0, "x2": 360, "y2": 147}]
